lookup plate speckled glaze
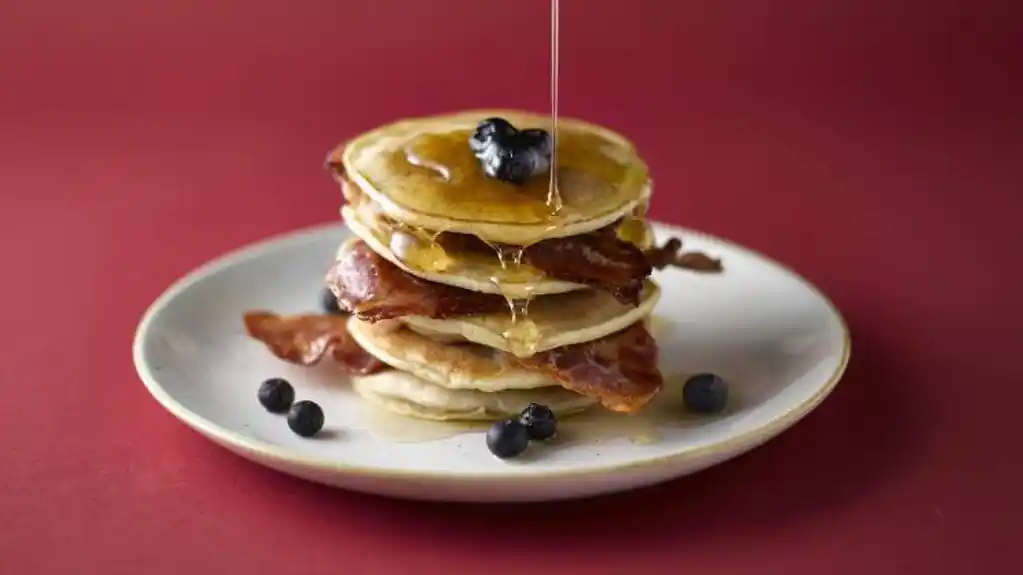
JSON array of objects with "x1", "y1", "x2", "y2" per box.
[{"x1": 132, "y1": 222, "x2": 849, "y2": 502}]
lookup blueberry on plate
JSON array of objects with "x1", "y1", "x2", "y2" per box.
[
  {"x1": 287, "y1": 400, "x2": 325, "y2": 437},
  {"x1": 683, "y1": 373, "x2": 728, "y2": 414},
  {"x1": 486, "y1": 419, "x2": 531, "y2": 459},
  {"x1": 320, "y1": 287, "x2": 344, "y2": 315},
  {"x1": 257, "y1": 377, "x2": 294, "y2": 413},
  {"x1": 519, "y1": 403, "x2": 557, "y2": 441}
]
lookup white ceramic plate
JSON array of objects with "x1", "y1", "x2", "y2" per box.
[{"x1": 133, "y1": 222, "x2": 849, "y2": 502}]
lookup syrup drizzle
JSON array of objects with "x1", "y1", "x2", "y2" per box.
[
  {"x1": 490, "y1": 243, "x2": 538, "y2": 355},
  {"x1": 547, "y1": 0, "x2": 562, "y2": 215},
  {"x1": 488, "y1": 0, "x2": 561, "y2": 352},
  {"x1": 384, "y1": 217, "x2": 454, "y2": 272}
]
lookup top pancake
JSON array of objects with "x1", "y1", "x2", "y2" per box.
[{"x1": 330, "y1": 110, "x2": 651, "y2": 246}]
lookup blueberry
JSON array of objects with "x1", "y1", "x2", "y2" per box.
[
  {"x1": 486, "y1": 419, "x2": 530, "y2": 459},
  {"x1": 473, "y1": 142, "x2": 522, "y2": 184},
  {"x1": 469, "y1": 118, "x2": 552, "y2": 185},
  {"x1": 320, "y1": 287, "x2": 344, "y2": 315},
  {"x1": 519, "y1": 403, "x2": 557, "y2": 441},
  {"x1": 470, "y1": 117, "x2": 517, "y2": 150},
  {"x1": 512, "y1": 130, "x2": 552, "y2": 176},
  {"x1": 683, "y1": 373, "x2": 728, "y2": 414},
  {"x1": 257, "y1": 377, "x2": 295, "y2": 413},
  {"x1": 287, "y1": 400, "x2": 325, "y2": 437},
  {"x1": 517, "y1": 128, "x2": 552, "y2": 156},
  {"x1": 490, "y1": 145, "x2": 536, "y2": 185}
]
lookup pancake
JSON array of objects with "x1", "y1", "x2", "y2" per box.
[
  {"x1": 331, "y1": 109, "x2": 651, "y2": 246},
  {"x1": 343, "y1": 202, "x2": 577, "y2": 297},
  {"x1": 402, "y1": 279, "x2": 661, "y2": 358},
  {"x1": 352, "y1": 371, "x2": 595, "y2": 421},
  {"x1": 348, "y1": 318, "x2": 556, "y2": 391},
  {"x1": 342, "y1": 199, "x2": 655, "y2": 299}
]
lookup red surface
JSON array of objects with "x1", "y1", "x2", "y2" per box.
[{"x1": 1, "y1": 1, "x2": 1020, "y2": 573}]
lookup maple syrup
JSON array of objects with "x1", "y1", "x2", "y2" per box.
[
  {"x1": 394, "y1": 128, "x2": 633, "y2": 226},
  {"x1": 501, "y1": 296, "x2": 542, "y2": 357},
  {"x1": 547, "y1": 0, "x2": 562, "y2": 214},
  {"x1": 615, "y1": 216, "x2": 651, "y2": 247},
  {"x1": 387, "y1": 226, "x2": 454, "y2": 273}
]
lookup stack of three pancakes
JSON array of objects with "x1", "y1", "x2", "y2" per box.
[{"x1": 325, "y1": 110, "x2": 665, "y2": 421}]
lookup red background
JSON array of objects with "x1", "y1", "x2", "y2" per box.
[{"x1": 1, "y1": 1, "x2": 1020, "y2": 573}]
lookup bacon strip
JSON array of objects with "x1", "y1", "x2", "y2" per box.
[
  {"x1": 433, "y1": 224, "x2": 649, "y2": 305},
  {"x1": 438, "y1": 229, "x2": 721, "y2": 296},
  {"x1": 327, "y1": 234, "x2": 721, "y2": 325},
  {"x1": 245, "y1": 306, "x2": 662, "y2": 412},
  {"x1": 645, "y1": 237, "x2": 723, "y2": 273},
  {"x1": 514, "y1": 322, "x2": 663, "y2": 413},
  {"x1": 243, "y1": 311, "x2": 385, "y2": 374},
  {"x1": 326, "y1": 240, "x2": 508, "y2": 322},
  {"x1": 524, "y1": 226, "x2": 649, "y2": 305}
]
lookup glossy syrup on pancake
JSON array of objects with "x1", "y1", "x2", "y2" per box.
[
  {"x1": 492, "y1": 243, "x2": 539, "y2": 354},
  {"x1": 384, "y1": 217, "x2": 453, "y2": 273},
  {"x1": 389, "y1": 127, "x2": 632, "y2": 228},
  {"x1": 340, "y1": 112, "x2": 648, "y2": 242}
]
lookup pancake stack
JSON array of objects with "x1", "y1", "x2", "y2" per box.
[{"x1": 317, "y1": 110, "x2": 671, "y2": 421}]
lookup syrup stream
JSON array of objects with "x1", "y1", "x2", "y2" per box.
[{"x1": 547, "y1": 0, "x2": 562, "y2": 215}]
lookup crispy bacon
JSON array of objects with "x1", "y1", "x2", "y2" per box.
[
  {"x1": 524, "y1": 226, "x2": 649, "y2": 305},
  {"x1": 327, "y1": 232, "x2": 721, "y2": 326},
  {"x1": 245, "y1": 306, "x2": 661, "y2": 412},
  {"x1": 645, "y1": 237, "x2": 682, "y2": 269},
  {"x1": 243, "y1": 311, "x2": 385, "y2": 374},
  {"x1": 326, "y1": 240, "x2": 508, "y2": 322},
  {"x1": 435, "y1": 229, "x2": 723, "y2": 298},
  {"x1": 645, "y1": 237, "x2": 723, "y2": 273},
  {"x1": 435, "y1": 224, "x2": 649, "y2": 305},
  {"x1": 515, "y1": 322, "x2": 663, "y2": 413}
]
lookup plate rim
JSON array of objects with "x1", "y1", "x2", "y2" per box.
[{"x1": 132, "y1": 220, "x2": 851, "y2": 481}]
